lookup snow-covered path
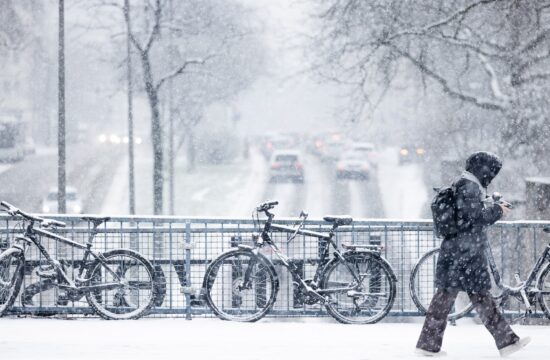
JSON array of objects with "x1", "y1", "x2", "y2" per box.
[
  {"x1": 0, "y1": 318, "x2": 545, "y2": 360},
  {"x1": 378, "y1": 147, "x2": 428, "y2": 219}
]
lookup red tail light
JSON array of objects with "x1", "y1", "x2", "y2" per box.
[
  {"x1": 294, "y1": 161, "x2": 302, "y2": 170},
  {"x1": 271, "y1": 163, "x2": 280, "y2": 169},
  {"x1": 266, "y1": 141, "x2": 273, "y2": 149}
]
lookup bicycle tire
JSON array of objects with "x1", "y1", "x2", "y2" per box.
[
  {"x1": 85, "y1": 249, "x2": 156, "y2": 320},
  {"x1": 321, "y1": 252, "x2": 396, "y2": 324},
  {"x1": 114, "y1": 262, "x2": 167, "y2": 309},
  {"x1": 537, "y1": 262, "x2": 550, "y2": 319},
  {"x1": 0, "y1": 248, "x2": 25, "y2": 316},
  {"x1": 203, "y1": 248, "x2": 279, "y2": 322},
  {"x1": 410, "y1": 248, "x2": 474, "y2": 320}
]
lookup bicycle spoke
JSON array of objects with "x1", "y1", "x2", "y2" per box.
[
  {"x1": 85, "y1": 251, "x2": 155, "y2": 320},
  {"x1": 205, "y1": 250, "x2": 276, "y2": 322},
  {"x1": 322, "y1": 254, "x2": 395, "y2": 324}
]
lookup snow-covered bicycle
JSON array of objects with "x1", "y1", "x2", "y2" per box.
[
  {"x1": 203, "y1": 201, "x2": 397, "y2": 324},
  {"x1": 0, "y1": 201, "x2": 156, "y2": 319},
  {"x1": 410, "y1": 227, "x2": 550, "y2": 322}
]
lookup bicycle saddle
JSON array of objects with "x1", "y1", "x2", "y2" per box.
[
  {"x1": 323, "y1": 216, "x2": 353, "y2": 226},
  {"x1": 81, "y1": 216, "x2": 111, "y2": 226}
]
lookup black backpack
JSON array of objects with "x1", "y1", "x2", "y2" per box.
[{"x1": 431, "y1": 185, "x2": 458, "y2": 238}]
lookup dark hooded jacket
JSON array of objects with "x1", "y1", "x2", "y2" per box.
[{"x1": 435, "y1": 152, "x2": 503, "y2": 293}]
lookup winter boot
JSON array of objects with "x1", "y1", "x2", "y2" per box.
[
  {"x1": 499, "y1": 337, "x2": 531, "y2": 357},
  {"x1": 415, "y1": 348, "x2": 447, "y2": 357}
]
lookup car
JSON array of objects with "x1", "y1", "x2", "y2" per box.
[
  {"x1": 321, "y1": 139, "x2": 346, "y2": 162},
  {"x1": 261, "y1": 134, "x2": 295, "y2": 159},
  {"x1": 336, "y1": 151, "x2": 370, "y2": 180},
  {"x1": 399, "y1": 145, "x2": 426, "y2": 165},
  {"x1": 98, "y1": 133, "x2": 143, "y2": 146},
  {"x1": 310, "y1": 130, "x2": 346, "y2": 158},
  {"x1": 42, "y1": 186, "x2": 83, "y2": 214},
  {"x1": 349, "y1": 142, "x2": 378, "y2": 168},
  {"x1": 23, "y1": 137, "x2": 36, "y2": 156},
  {"x1": 268, "y1": 150, "x2": 304, "y2": 183}
]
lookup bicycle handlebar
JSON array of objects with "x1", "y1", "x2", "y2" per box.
[
  {"x1": 256, "y1": 200, "x2": 279, "y2": 212},
  {"x1": 1, "y1": 201, "x2": 66, "y2": 228}
]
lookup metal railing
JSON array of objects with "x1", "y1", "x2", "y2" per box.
[{"x1": 1, "y1": 214, "x2": 549, "y2": 318}]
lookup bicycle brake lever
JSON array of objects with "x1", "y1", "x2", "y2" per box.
[{"x1": 2, "y1": 209, "x2": 16, "y2": 217}]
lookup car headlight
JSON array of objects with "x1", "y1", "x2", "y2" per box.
[
  {"x1": 71, "y1": 205, "x2": 82, "y2": 213},
  {"x1": 42, "y1": 205, "x2": 50, "y2": 213},
  {"x1": 400, "y1": 149, "x2": 409, "y2": 156},
  {"x1": 98, "y1": 134, "x2": 107, "y2": 143},
  {"x1": 416, "y1": 148, "x2": 425, "y2": 155}
]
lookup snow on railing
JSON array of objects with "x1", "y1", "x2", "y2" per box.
[{"x1": 0, "y1": 214, "x2": 549, "y2": 319}]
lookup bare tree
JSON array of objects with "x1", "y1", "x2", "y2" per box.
[
  {"x1": 312, "y1": 0, "x2": 550, "y2": 171},
  {"x1": 121, "y1": 0, "x2": 214, "y2": 214},
  {"x1": 85, "y1": 0, "x2": 261, "y2": 214}
]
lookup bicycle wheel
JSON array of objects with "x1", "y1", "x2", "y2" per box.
[
  {"x1": 204, "y1": 249, "x2": 279, "y2": 322},
  {"x1": 85, "y1": 249, "x2": 155, "y2": 320},
  {"x1": 537, "y1": 263, "x2": 550, "y2": 319},
  {"x1": 321, "y1": 252, "x2": 396, "y2": 324},
  {"x1": 410, "y1": 248, "x2": 474, "y2": 319},
  {"x1": 0, "y1": 248, "x2": 25, "y2": 315}
]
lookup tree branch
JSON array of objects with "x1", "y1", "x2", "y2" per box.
[
  {"x1": 514, "y1": 73, "x2": 550, "y2": 86},
  {"x1": 155, "y1": 55, "x2": 215, "y2": 91},
  {"x1": 477, "y1": 53, "x2": 510, "y2": 101},
  {"x1": 388, "y1": 44, "x2": 506, "y2": 111},
  {"x1": 520, "y1": 29, "x2": 550, "y2": 54},
  {"x1": 123, "y1": 0, "x2": 144, "y2": 54},
  {"x1": 516, "y1": 51, "x2": 550, "y2": 76},
  {"x1": 144, "y1": 0, "x2": 162, "y2": 53},
  {"x1": 386, "y1": 0, "x2": 499, "y2": 42}
]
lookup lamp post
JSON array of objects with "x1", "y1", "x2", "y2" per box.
[
  {"x1": 57, "y1": 0, "x2": 66, "y2": 214},
  {"x1": 124, "y1": 0, "x2": 136, "y2": 215},
  {"x1": 168, "y1": 0, "x2": 175, "y2": 215}
]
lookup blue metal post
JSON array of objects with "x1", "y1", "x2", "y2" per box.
[{"x1": 185, "y1": 220, "x2": 192, "y2": 320}]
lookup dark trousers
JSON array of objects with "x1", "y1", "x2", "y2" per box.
[{"x1": 416, "y1": 288, "x2": 519, "y2": 352}]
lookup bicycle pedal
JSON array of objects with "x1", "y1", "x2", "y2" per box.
[{"x1": 57, "y1": 293, "x2": 70, "y2": 306}]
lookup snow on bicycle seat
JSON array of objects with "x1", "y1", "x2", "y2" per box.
[
  {"x1": 81, "y1": 216, "x2": 111, "y2": 223},
  {"x1": 323, "y1": 216, "x2": 353, "y2": 226}
]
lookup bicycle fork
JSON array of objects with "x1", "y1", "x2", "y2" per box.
[{"x1": 514, "y1": 272, "x2": 534, "y2": 314}]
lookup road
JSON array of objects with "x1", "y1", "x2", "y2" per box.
[
  {"x1": 0, "y1": 143, "x2": 124, "y2": 214},
  {"x1": 262, "y1": 153, "x2": 384, "y2": 219},
  {"x1": 0, "y1": 142, "x2": 425, "y2": 221},
  {"x1": 100, "y1": 143, "x2": 425, "y2": 220}
]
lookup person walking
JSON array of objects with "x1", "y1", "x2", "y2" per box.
[{"x1": 415, "y1": 151, "x2": 530, "y2": 357}]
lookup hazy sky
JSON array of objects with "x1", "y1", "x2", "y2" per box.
[{"x1": 235, "y1": 0, "x2": 345, "y2": 134}]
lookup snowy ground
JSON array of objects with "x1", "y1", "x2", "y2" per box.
[{"x1": 0, "y1": 318, "x2": 545, "y2": 360}]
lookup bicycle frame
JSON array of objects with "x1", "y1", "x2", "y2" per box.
[
  {"x1": 16, "y1": 221, "x2": 124, "y2": 293},
  {"x1": 244, "y1": 211, "x2": 366, "y2": 300},
  {"x1": 485, "y1": 242, "x2": 550, "y2": 303}
]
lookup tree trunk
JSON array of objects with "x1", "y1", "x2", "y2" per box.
[
  {"x1": 187, "y1": 128, "x2": 196, "y2": 172},
  {"x1": 140, "y1": 53, "x2": 163, "y2": 215}
]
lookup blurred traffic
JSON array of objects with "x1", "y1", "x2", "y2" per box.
[{"x1": 260, "y1": 129, "x2": 381, "y2": 183}]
